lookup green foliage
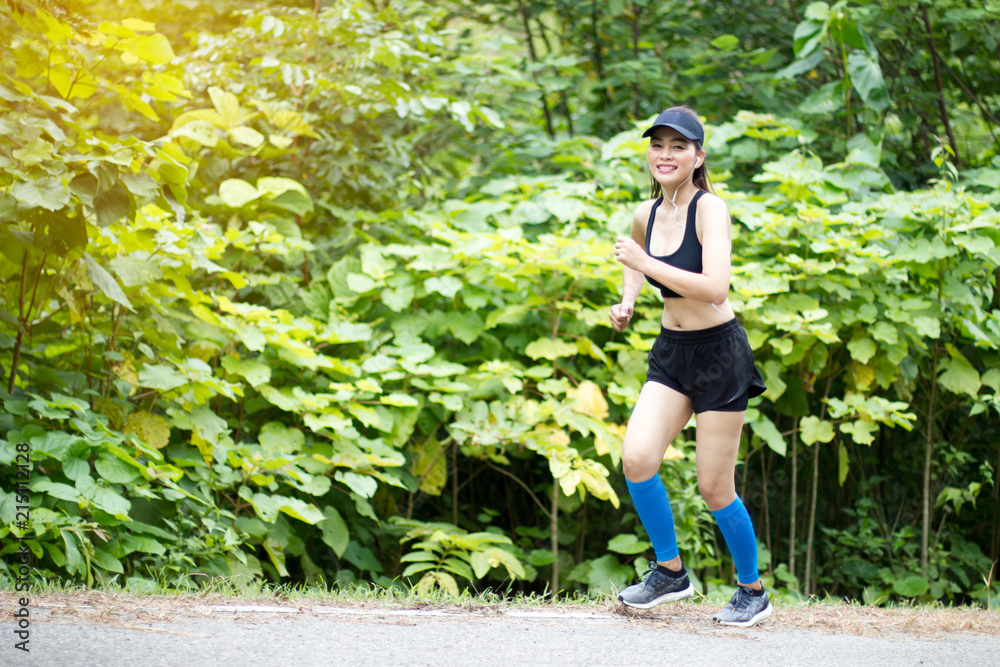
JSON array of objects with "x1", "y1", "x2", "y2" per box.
[{"x1": 394, "y1": 518, "x2": 526, "y2": 595}]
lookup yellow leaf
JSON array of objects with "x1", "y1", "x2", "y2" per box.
[
  {"x1": 95, "y1": 398, "x2": 126, "y2": 430},
  {"x1": 147, "y1": 72, "x2": 185, "y2": 96},
  {"x1": 853, "y1": 363, "x2": 875, "y2": 391},
  {"x1": 113, "y1": 84, "x2": 160, "y2": 121},
  {"x1": 663, "y1": 445, "x2": 684, "y2": 461},
  {"x1": 38, "y1": 9, "x2": 73, "y2": 43},
  {"x1": 173, "y1": 108, "x2": 228, "y2": 131},
  {"x1": 410, "y1": 440, "x2": 447, "y2": 496},
  {"x1": 209, "y1": 86, "x2": 248, "y2": 128},
  {"x1": 115, "y1": 359, "x2": 140, "y2": 397},
  {"x1": 545, "y1": 428, "x2": 570, "y2": 448},
  {"x1": 123, "y1": 412, "x2": 171, "y2": 450},
  {"x1": 190, "y1": 432, "x2": 213, "y2": 463},
  {"x1": 356, "y1": 378, "x2": 382, "y2": 394},
  {"x1": 577, "y1": 464, "x2": 620, "y2": 508},
  {"x1": 558, "y1": 470, "x2": 581, "y2": 496},
  {"x1": 417, "y1": 571, "x2": 459, "y2": 597},
  {"x1": 122, "y1": 18, "x2": 157, "y2": 32},
  {"x1": 99, "y1": 21, "x2": 135, "y2": 38},
  {"x1": 594, "y1": 422, "x2": 625, "y2": 463},
  {"x1": 131, "y1": 34, "x2": 175, "y2": 65},
  {"x1": 571, "y1": 380, "x2": 609, "y2": 419}
]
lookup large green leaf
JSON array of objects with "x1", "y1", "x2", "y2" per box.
[
  {"x1": 335, "y1": 471, "x2": 378, "y2": 498},
  {"x1": 93, "y1": 182, "x2": 132, "y2": 227},
  {"x1": 95, "y1": 456, "x2": 141, "y2": 484},
  {"x1": 189, "y1": 405, "x2": 229, "y2": 444},
  {"x1": 219, "y1": 179, "x2": 261, "y2": 208},
  {"x1": 258, "y1": 422, "x2": 304, "y2": 454},
  {"x1": 938, "y1": 349, "x2": 981, "y2": 397},
  {"x1": 83, "y1": 253, "x2": 133, "y2": 311},
  {"x1": 221, "y1": 356, "x2": 271, "y2": 387},
  {"x1": 524, "y1": 337, "x2": 578, "y2": 361},
  {"x1": 277, "y1": 497, "x2": 325, "y2": 525},
  {"x1": 12, "y1": 176, "x2": 70, "y2": 211},
  {"x1": 129, "y1": 33, "x2": 175, "y2": 65},
  {"x1": 320, "y1": 506, "x2": 350, "y2": 557},
  {"x1": 800, "y1": 416, "x2": 835, "y2": 446},
  {"x1": 138, "y1": 364, "x2": 188, "y2": 391},
  {"x1": 607, "y1": 533, "x2": 652, "y2": 555},
  {"x1": 750, "y1": 414, "x2": 786, "y2": 455},
  {"x1": 892, "y1": 575, "x2": 929, "y2": 597},
  {"x1": 847, "y1": 52, "x2": 890, "y2": 114}
]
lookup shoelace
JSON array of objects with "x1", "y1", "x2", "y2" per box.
[
  {"x1": 733, "y1": 586, "x2": 755, "y2": 611},
  {"x1": 638, "y1": 561, "x2": 658, "y2": 585}
]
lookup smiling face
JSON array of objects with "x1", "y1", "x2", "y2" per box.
[{"x1": 647, "y1": 127, "x2": 705, "y2": 190}]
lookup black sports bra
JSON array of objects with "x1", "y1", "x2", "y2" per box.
[{"x1": 644, "y1": 190, "x2": 705, "y2": 299}]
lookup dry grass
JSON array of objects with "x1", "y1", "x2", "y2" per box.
[{"x1": 4, "y1": 589, "x2": 998, "y2": 639}]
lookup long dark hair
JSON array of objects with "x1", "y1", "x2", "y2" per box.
[{"x1": 648, "y1": 105, "x2": 715, "y2": 199}]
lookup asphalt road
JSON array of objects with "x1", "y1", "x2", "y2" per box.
[{"x1": 4, "y1": 602, "x2": 1000, "y2": 666}]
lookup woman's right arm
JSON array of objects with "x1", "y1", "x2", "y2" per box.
[{"x1": 610, "y1": 204, "x2": 649, "y2": 331}]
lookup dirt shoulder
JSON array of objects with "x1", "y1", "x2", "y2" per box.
[{"x1": 5, "y1": 590, "x2": 998, "y2": 640}]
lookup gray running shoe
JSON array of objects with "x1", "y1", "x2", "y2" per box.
[
  {"x1": 618, "y1": 561, "x2": 694, "y2": 609},
  {"x1": 710, "y1": 592, "x2": 737, "y2": 621},
  {"x1": 714, "y1": 585, "x2": 772, "y2": 627}
]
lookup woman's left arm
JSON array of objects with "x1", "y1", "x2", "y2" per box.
[{"x1": 614, "y1": 195, "x2": 732, "y2": 304}]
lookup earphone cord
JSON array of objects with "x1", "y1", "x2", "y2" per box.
[
  {"x1": 666, "y1": 161, "x2": 724, "y2": 314},
  {"x1": 666, "y1": 167, "x2": 695, "y2": 227}
]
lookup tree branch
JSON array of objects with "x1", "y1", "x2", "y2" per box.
[{"x1": 919, "y1": 6, "x2": 960, "y2": 166}]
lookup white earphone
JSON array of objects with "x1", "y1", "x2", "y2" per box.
[{"x1": 695, "y1": 157, "x2": 702, "y2": 167}]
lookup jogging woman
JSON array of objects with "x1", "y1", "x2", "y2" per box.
[{"x1": 609, "y1": 106, "x2": 771, "y2": 627}]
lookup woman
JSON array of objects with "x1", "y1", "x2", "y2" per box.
[{"x1": 609, "y1": 106, "x2": 770, "y2": 627}]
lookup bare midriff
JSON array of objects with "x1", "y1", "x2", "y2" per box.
[{"x1": 660, "y1": 297, "x2": 734, "y2": 330}]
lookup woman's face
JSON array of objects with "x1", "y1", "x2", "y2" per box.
[{"x1": 647, "y1": 127, "x2": 705, "y2": 189}]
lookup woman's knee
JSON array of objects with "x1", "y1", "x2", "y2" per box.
[
  {"x1": 622, "y1": 444, "x2": 659, "y2": 482},
  {"x1": 697, "y1": 477, "x2": 735, "y2": 510}
]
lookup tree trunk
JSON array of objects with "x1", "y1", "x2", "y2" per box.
[
  {"x1": 991, "y1": 442, "x2": 1000, "y2": 583},
  {"x1": 789, "y1": 424, "x2": 799, "y2": 584},
  {"x1": 590, "y1": 1, "x2": 612, "y2": 111},
  {"x1": 919, "y1": 6, "x2": 960, "y2": 166},
  {"x1": 994, "y1": 267, "x2": 1000, "y2": 311},
  {"x1": 533, "y1": 16, "x2": 574, "y2": 136},
  {"x1": 517, "y1": 0, "x2": 554, "y2": 138},
  {"x1": 922, "y1": 345, "x2": 939, "y2": 573},
  {"x1": 550, "y1": 481, "x2": 559, "y2": 597},
  {"x1": 631, "y1": 5, "x2": 642, "y2": 119},
  {"x1": 804, "y1": 440, "x2": 820, "y2": 594},
  {"x1": 452, "y1": 441, "x2": 458, "y2": 526},
  {"x1": 761, "y1": 445, "x2": 771, "y2": 560}
]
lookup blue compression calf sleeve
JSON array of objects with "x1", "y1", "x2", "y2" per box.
[
  {"x1": 712, "y1": 497, "x2": 759, "y2": 585},
  {"x1": 625, "y1": 474, "x2": 678, "y2": 562}
]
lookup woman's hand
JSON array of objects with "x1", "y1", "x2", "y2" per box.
[
  {"x1": 614, "y1": 236, "x2": 648, "y2": 272},
  {"x1": 609, "y1": 302, "x2": 633, "y2": 332}
]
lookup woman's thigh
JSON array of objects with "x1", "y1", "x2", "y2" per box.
[{"x1": 621, "y1": 382, "x2": 693, "y2": 482}]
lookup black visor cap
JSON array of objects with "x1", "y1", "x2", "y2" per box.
[{"x1": 641, "y1": 109, "x2": 705, "y2": 144}]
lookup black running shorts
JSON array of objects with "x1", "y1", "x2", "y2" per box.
[{"x1": 646, "y1": 318, "x2": 766, "y2": 413}]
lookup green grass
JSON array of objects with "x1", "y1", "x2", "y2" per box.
[{"x1": 4, "y1": 574, "x2": 996, "y2": 614}]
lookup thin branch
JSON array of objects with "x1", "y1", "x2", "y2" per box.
[
  {"x1": 919, "y1": 6, "x2": 960, "y2": 166},
  {"x1": 486, "y1": 461, "x2": 553, "y2": 520},
  {"x1": 516, "y1": 0, "x2": 554, "y2": 138}
]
